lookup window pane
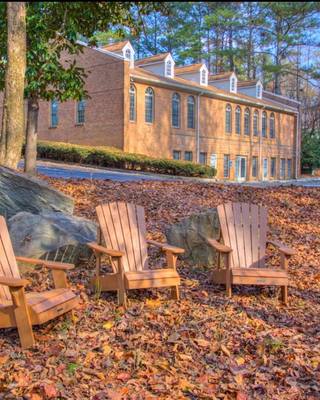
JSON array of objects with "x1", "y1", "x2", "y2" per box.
[
  {"x1": 187, "y1": 96, "x2": 195, "y2": 129},
  {"x1": 184, "y1": 151, "x2": 193, "y2": 161},
  {"x1": 271, "y1": 157, "x2": 276, "y2": 177},
  {"x1": 287, "y1": 159, "x2": 292, "y2": 178},
  {"x1": 172, "y1": 93, "x2": 180, "y2": 128},
  {"x1": 166, "y1": 60, "x2": 172, "y2": 77},
  {"x1": 199, "y1": 152, "x2": 207, "y2": 164},
  {"x1": 173, "y1": 150, "x2": 181, "y2": 160},
  {"x1": 253, "y1": 111, "x2": 259, "y2": 136},
  {"x1": 252, "y1": 156, "x2": 258, "y2": 177},
  {"x1": 280, "y1": 158, "x2": 286, "y2": 179},
  {"x1": 244, "y1": 108, "x2": 250, "y2": 135},
  {"x1": 224, "y1": 154, "x2": 230, "y2": 178},
  {"x1": 77, "y1": 100, "x2": 86, "y2": 124},
  {"x1": 225, "y1": 105, "x2": 232, "y2": 134},
  {"x1": 145, "y1": 87, "x2": 154, "y2": 123},
  {"x1": 270, "y1": 113, "x2": 275, "y2": 138},
  {"x1": 235, "y1": 107, "x2": 241, "y2": 134},
  {"x1": 51, "y1": 100, "x2": 58, "y2": 127},
  {"x1": 262, "y1": 112, "x2": 267, "y2": 137},
  {"x1": 129, "y1": 84, "x2": 136, "y2": 121}
]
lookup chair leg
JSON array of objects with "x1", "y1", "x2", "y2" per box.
[
  {"x1": 171, "y1": 285, "x2": 179, "y2": 300},
  {"x1": 226, "y1": 269, "x2": 232, "y2": 298},
  {"x1": 118, "y1": 289, "x2": 127, "y2": 309},
  {"x1": 281, "y1": 286, "x2": 288, "y2": 305},
  {"x1": 12, "y1": 291, "x2": 35, "y2": 349}
]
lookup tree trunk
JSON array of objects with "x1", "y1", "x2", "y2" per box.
[
  {"x1": 0, "y1": 2, "x2": 26, "y2": 169},
  {"x1": 24, "y1": 98, "x2": 39, "y2": 175}
]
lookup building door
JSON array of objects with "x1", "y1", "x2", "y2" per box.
[
  {"x1": 235, "y1": 156, "x2": 247, "y2": 181},
  {"x1": 263, "y1": 158, "x2": 268, "y2": 180}
]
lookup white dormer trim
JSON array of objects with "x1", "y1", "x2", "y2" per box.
[
  {"x1": 122, "y1": 42, "x2": 135, "y2": 69},
  {"x1": 200, "y1": 64, "x2": 208, "y2": 86},
  {"x1": 230, "y1": 72, "x2": 237, "y2": 93},
  {"x1": 164, "y1": 53, "x2": 175, "y2": 78},
  {"x1": 256, "y1": 80, "x2": 263, "y2": 99}
]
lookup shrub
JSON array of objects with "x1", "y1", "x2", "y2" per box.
[{"x1": 35, "y1": 141, "x2": 217, "y2": 178}]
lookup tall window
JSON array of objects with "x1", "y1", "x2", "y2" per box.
[
  {"x1": 270, "y1": 113, "x2": 275, "y2": 138},
  {"x1": 187, "y1": 96, "x2": 195, "y2": 129},
  {"x1": 171, "y1": 93, "x2": 180, "y2": 128},
  {"x1": 244, "y1": 108, "x2": 250, "y2": 136},
  {"x1": 263, "y1": 158, "x2": 268, "y2": 179},
  {"x1": 184, "y1": 151, "x2": 193, "y2": 161},
  {"x1": 262, "y1": 111, "x2": 267, "y2": 137},
  {"x1": 129, "y1": 84, "x2": 136, "y2": 122},
  {"x1": 235, "y1": 106, "x2": 241, "y2": 135},
  {"x1": 287, "y1": 159, "x2": 292, "y2": 178},
  {"x1": 280, "y1": 158, "x2": 286, "y2": 179},
  {"x1": 252, "y1": 156, "x2": 258, "y2": 178},
  {"x1": 166, "y1": 60, "x2": 172, "y2": 77},
  {"x1": 231, "y1": 77, "x2": 236, "y2": 92},
  {"x1": 256, "y1": 83, "x2": 262, "y2": 98},
  {"x1": 173, "y1": 150, "x2": 181, "y2": 160},
  {"x1": 50, "y1": 100, "x2": 58, "y2": 127},
  {"x1": 145, "y1": 87, "x2": 154, "y2": 123},
  {"x1": 253, "y1": 110, "x2": 259, "y2": 136},
  {"x1": 223, "y1": 155, "x2": 230, "y2": 178},
  {"x1": 225, "y1": 104, "x2": 232, "y2": 134},
  {"x1": 76, "y1": 100, "x2": 86, "y2": 124},
  {"x1": 271, "y1": 157, "x2": 276, "y2": 177}
]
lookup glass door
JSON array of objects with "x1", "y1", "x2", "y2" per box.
[{"x1": 235, "y1": 156, "x2": 247, "y2": 182}]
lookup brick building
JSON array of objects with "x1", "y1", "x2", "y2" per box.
[{"x1": 37, "y1": 40, "x2": 301, "y2": 181}]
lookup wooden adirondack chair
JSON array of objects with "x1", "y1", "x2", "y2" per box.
[
  {"x1": 87, "y1": 202, "x2": 184, "y2": 307},
  {"x1": 0, "y1": 216, "x2": 79, "y2": 349},
  {"x1": 207, "y1": 202, "x2": 295, "y2": 303}
]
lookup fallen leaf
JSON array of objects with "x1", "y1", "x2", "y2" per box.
[{"x1": 220, "y1": 344, "x2": 231, "y2": 357}]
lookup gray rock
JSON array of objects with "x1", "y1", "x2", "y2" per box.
[
  {"x1": 8, "y1": 211, "x2": 97, "y2": 265},
  {"x1": 0, "y1": 166, "x2": 74, "y2": 219},
  {"x1": 165, "y1": 209, "x2": 220, "y2": 266}
]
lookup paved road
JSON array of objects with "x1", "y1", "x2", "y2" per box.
[{"x1": 19, "y1": 160, "x2": 320, "y2": 187}]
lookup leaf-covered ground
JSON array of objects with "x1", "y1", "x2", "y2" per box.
[{"x1": 1, "y1": 178, "x2": 319, "y2": 400}]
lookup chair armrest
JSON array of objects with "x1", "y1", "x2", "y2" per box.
[
  {"x1": 87, "y1": 242, "x2": 124, "y2": 258},
  {"x1": 267, "y1": 240, "x2": 295, "y2": 257},
  {"x1": 207, "y1": 238, "x2": 232, "y2": 253},
  {"x1": 147, "y1": 240, "x2": 185, "y2": 254},
  {"x1": 0, "y1": 276, "x2": 29, "y2": 288},
  {"x1": 16, "y1": 256, "x2": 74, "y2": 270}
]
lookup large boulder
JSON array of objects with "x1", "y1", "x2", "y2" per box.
[
  {"x1": 165, "y1": 209, "x2": 220, "y2": 266},
  {"x1": 0, "y1": 166, "x2": 74, "y2": 219},
  {"x1": 9, "y1": 211, "x2": 97, "y2": 264}
]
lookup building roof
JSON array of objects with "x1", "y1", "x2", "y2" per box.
[
  {"x1": 101, "y1": 40, "x2": 129, "y2": 53},
  {"x1": 238, "y1": 80, "x2": 259, "y2": 88},
  {"x1": 131, "y1": 67, "x2": 297, "y2": 114},
  {"x1": 135, "y1": 52, "x2": 170, "y2": 66},
  {"x1": 208, "y1": 72, "x2": 234, "y2": 81},
  {"x1": 175, "y1": 63, "x2": 204, "y2": 74}
]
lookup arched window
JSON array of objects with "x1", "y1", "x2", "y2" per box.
[
  {"x1": 253, "y1": 110, "x2": 259, "y2": 136},
  {"x1": 76, "y1": 100, "x2": 86, "y2": 124},
  {"x1": 50, "y1": 100, "x2": 58, "y2": 127},
  {"x1": 171, "y1": 93, "x2": 180, "y2": 128},
  {"x1": 244, "y1": 108, "x2": 250, "y2": 136},
  {"x1": 166, "y1": 60, "x2": 172, "y2": 77},
  {"x1": 269, "y1": 113, "x2": 275, "y2": 138},
  {"x1": 225, "y1": 104, "x2": 232, "y2": 134},
  {"x1": 235, "y1": 106, "x2": 241, "y2": 134},
  {"x1": 125, "y1": 48, "x2": 131, "y2": 60},
  {"x1": 187, "y1": 96, "x2": 195, "y2": 129},
  {"x1": 145, "y1": 87, "x2": 154, "y2": 123},
  {"x1": 129, "y1": 84, "x2": 136, "y2": 122},
  {"x1": 262, "y1": 111, "x2": 267, "y2": 137},
  {"x1": 201, "y1": 69, "x2": 207, "y2": 85}
]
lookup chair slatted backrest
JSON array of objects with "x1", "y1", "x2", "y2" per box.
[
  {"x1": 217, "y1": 203, "x2": 268, "y2": 269},
  {"x1": 0, "y1": 216, "x2": 21, "y2": 301},
  {"x1": 96, "y1": 202, "x2": 148, "y2": 272}
]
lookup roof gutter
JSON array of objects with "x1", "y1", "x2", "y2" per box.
[{"x1": 131, "y1": 74, "x2": 296, "y2": 115}]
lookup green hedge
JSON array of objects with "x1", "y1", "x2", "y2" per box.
[{"x1": 35, "y1": 141, "x2": 217, "y2": 178}]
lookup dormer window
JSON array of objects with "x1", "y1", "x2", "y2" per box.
[
  {"x1": 166, "y1": 60, "x2": 173, "y2": 78},
  {"x1": 256, "y1": 83, "x2": 262, "y2": 99},
  {"x1": 125, "y1": 48, "x2": 131, "y2": 60},
  {"x1": 230, "y1": 76, "x2": 237, "y2": 93},
  {"x1": 201, "y1": 69, "x2": 206, "y2": 85}
]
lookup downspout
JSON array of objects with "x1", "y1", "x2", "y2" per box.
[
  {"x1": 259, "y1": 105, "x2": 266, "y2": 181},
  {"x1": 196, "y1": 92, "x2": 204, "y2": 163}
]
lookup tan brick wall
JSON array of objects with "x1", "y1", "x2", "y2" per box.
[
  {"x1": 37, "y1": 46, "x2": 127, "y2": 149},
  {"x1": 125, "y1": 81, "x2": 297, "y2": 180}
]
